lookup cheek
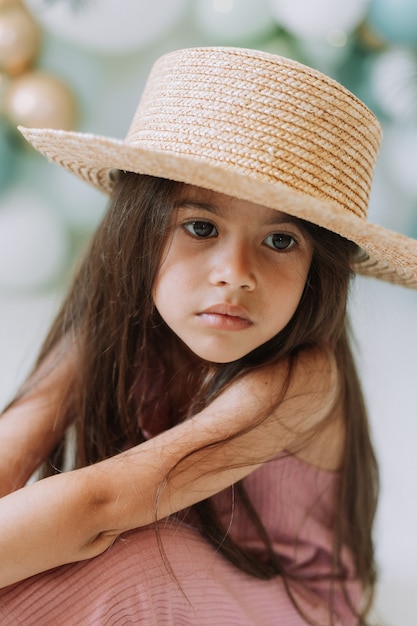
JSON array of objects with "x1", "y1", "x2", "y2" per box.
[
  {"x1": 152, "y1": 271, "x2": 169, "y2": 314},
  {"x1": 152, "y1": 242, "x2": 178, "y2": 305},
  {"x1": 152, "y1": 258, "x2": 188, "y2": 319},
  {"x1": 151, "y1": 262, "x2": 168, "y2": 314},
  {"x1": 269, "y1": 258, "x2": 311, "y2": 320},
  {"x1": 152, "y1": 278, "x2": 175, "y2": 334},
  {"x1": 293, "y1": 249, "x2": 313, "y2": 295},
  {"x1": 274, "y1": 254, "x2": 311, "y2": 292}
]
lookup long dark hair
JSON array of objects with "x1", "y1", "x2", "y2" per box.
[{"x1": 20, "y1": 172, "x2": 378, "y2": 624}]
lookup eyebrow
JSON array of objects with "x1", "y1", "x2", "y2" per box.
[
  {"x1": 176, "y1": 199, "x2": 221, "y2": 214},
  {"x1": 176, "y1": 198, "x2": 302, "y2": 227},
  {"x1": 264, "y1": 214, "x2": 301, "y2": 227}
]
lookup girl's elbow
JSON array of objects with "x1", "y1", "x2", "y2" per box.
[{"x1": 77, "y1": 529, "x2": 121, "y2": 561}]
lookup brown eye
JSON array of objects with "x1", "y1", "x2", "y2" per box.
[
  {"x1": 264, "y1": 233, "x2": 296, "y2": 251},
  {"x1": 184, "y1": 221, "x2": 217, "y2": 238}
]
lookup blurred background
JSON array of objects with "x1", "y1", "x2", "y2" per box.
[{"x1": 0, "y1": 1, "x2": 416, "y2": 623}]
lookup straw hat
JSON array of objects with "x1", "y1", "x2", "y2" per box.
[{"x1": 19, "y1": 46, "x2": 417, "y2": 288}]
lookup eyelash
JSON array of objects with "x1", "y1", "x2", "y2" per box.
[{"x1": 182, "y1": 220, "x2": 298, "y2": 251}]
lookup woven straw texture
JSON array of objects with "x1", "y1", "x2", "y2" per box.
[{"x1": 19, "y1": 47, "x2": 417, "y2": 288}]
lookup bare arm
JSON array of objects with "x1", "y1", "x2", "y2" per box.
[{"x1": 0, "y1": 347, "x2": 339, "y2": 589}]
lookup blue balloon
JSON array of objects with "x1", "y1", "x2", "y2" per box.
[
  {"x1": 368, "y1": 0, "x2": 417, "y2": 45},
  {"x1": 0, "y1": 119, "x2": 18, "y2": 194}
]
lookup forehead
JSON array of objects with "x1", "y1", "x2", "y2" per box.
[{"x1": 177, "y1": 184, "x2": 295, "y2": 224}]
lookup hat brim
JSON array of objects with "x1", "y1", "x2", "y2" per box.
[{"x1": 19, "y1": 126, "x2": 417, "y2": 289}]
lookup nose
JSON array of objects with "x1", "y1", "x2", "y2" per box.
[{"x1": 209, "y1": 239, "x2": 256, "y2": 291}]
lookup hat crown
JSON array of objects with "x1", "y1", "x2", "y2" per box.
[{"x1": 126, "y1": 47, "x2": 382, "y2": 220}]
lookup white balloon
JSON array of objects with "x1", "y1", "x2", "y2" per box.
[
  {"x1": 367, "y1": 160, "x2": 415, "y2": 235},
  {"x1": 370, "y1": 49, "x2": 417, "y2": 123},
  {"x1": 24, "y1": 0, "x2": 187, "y2": 54},
  {"x1": 0, "y1": 192, "x2": 69, "y2": 291},
  {"x1": 269, "y1": 0, "x2": 367, "y2": 39},
  {"x1": 298, "y1": 37, "x2": 352, "y2": 76},
  {"x1": 45, "y1": 166, "x2": 106, "y2": 230},
  {"x1": 195, "y1": 0, "x2": 275, "y2": 42},
  {"x1": 382, "y1": 125, "x2": 417, "y2": 198}
]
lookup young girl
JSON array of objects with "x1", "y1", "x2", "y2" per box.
[{"x1": 0, "y1": 47, "x2": 416, "y2": 625}]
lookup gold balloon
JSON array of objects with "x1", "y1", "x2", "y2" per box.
[
  {"x1": 357, "y1": 23, "x2": 387, "y2": 52},
  {"x1": 4, "y1": 71, "x2": 77, "y2": 130},
  {"x1": 0, "y1": 2, "x2": 40, "y2": 75}
]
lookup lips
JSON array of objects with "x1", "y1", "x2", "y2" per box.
[
  {"x1": 197, "y1": 303, "x2": 253, "y2": 331},
  {"x1": 201, "y1": 303, "x2": 251, "y2": 320}
]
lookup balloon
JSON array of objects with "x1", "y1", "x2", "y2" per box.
[
  {"x1": 46, "y1": 165, "x2": 106, "y2": 230},
  {"x1": 298, "y1": 36, "x2": 353, "y2": 76},
  {"x1": 24, "y1": 0, "x2": 187, "y2": 54},
  {"x1": 0, "y1": 191, "x2": 69, "y2": 291},
  {"x1": 336, "y1": 49, "x2": 376, "y2": 112},
  {"x1": 356, "y1": 22, "x2": 385, "y2": 51},
  {"x1": 195, "y1": 0, "x2": 275, "y2": 43},
  {"x1": 4, "y1": 71, "x2": 77, "y2": 129},
  {"x1": 367, "y1": 160, "x2": 416, "y2": 235},
  {"x1": 382, "y1": 125, "x2": 417, "y2": 198},
  {"x1": 368, "y1": 0, "x2": 417, "y2": 46},
  {"x1": 0, "y1": 119, "x2": 18, "y2": 193},
  {"x1": 261, "y1": 31, "x2": 301, "y2": 61},
  {"x1": 370, "y1": 49, "x2": 417, "y2": 123},
  {"x1": 269, "y1": 0, "x2": 367, "y2": 39},
  {"x1": 0, "y1": 1, "x2": 40, "y2": 75}
]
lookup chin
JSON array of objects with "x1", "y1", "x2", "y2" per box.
[
  {"x1": 191, "y1": 346, "x2": 249, "y2": 364},
  {"x1": 178, "y1": 334, "x2": 254, "y2": 364}
]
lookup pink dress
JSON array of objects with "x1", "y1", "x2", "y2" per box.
[{"x1": 0, "y1": 455, "x2": 360, "y2": 625}]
